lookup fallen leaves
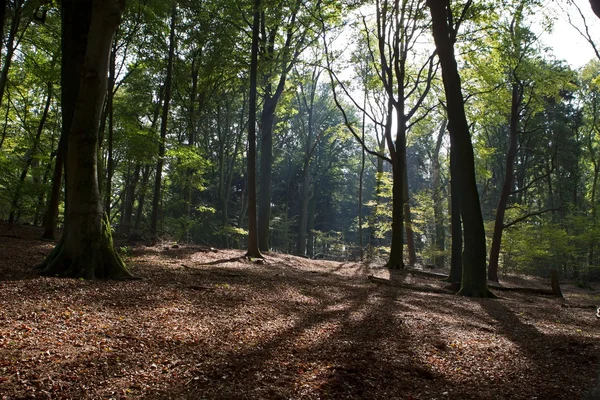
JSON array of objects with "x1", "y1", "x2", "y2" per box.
[{"x1": 0, "y1": 222, "x2": 599, "y2": 399}]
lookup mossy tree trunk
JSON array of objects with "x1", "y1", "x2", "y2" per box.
[{"x1": 40, "y1": 0, "x2": 131, "y2": 280}]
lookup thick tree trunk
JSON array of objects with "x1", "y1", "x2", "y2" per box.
[
  {"x1": 428, "y1": 0, "x2": 492, "y2": 297},
  {"x1": 42, "y1": 0, "x2": 91, "y2": 240},
  {"x1": 488, "y1": 83, "x2": 521, "y2": 282},
  {"x1": 246, "y1": 0, "x2": 262, "y2": 258},
  {"x1": 150, "y1": 1, "x2": 176, "y2": 237},
  {"x1": 40, "y1": 0, "x2": 131, "y2": 279}
]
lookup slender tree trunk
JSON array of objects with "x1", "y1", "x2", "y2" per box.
[
  {"x1": 134, "y1": 164, "x2": 150, "y2": 230},
  {"x1": 0, "y1": 0, "x2": 24, "y2": 110},
  {"x1": 432, "y1": 120, "x2": 447, "y2": 268},
  {"x1": 120, "y1": 162, "x2": 140, "y2": 235},
  {"x1": 428, "y1": 0, "x2": 492, "y2": 297},
  {"x1": 150, "y1": 1, "x2": 176, "y2": 237},
  {"x1": 358, "y1": 111, "x2": 366, "y2": 260},
  {"x1": 589, "y1": 161, "x2": 599, "y2": 274},
  {"x1": 104, "y1": 41, "x2": 116, "y2": 214},
  {"x1": 307, "y1": 185, "x2": 317, "y2": 258},
  {"x1": 40, "y1": 0, "x2": 131, "y2": 279},
  {"x1": 246, "y1": 0, "x2": 262, "y2": 258},
  {"x1": 43, "y1": 119, "x2": 66, "y2": 239},
  {"x1": 448, "y1": 130, "x2": 462, "y2": 283},
  {"x1": 297, "y1": 158, "x2": 311, "y2": 256},
  {"x1": 257, "y1": 99, "x2": 276, "y2": 251},
  {"x1": 0, "y1": 1, "x2": 6, "y2": 53},
  {"x1": 34, "y1": 150, "x2": 54, "y2": 226},
  {"x1": 222, "y1": 97, "x2": 245, "y2": 247},
  {"x1": 488, "y1": 83, "x2": 521, "y2": 282},
  {"x1": 8, "y1": 82, "x2": 53, "y2": 224},
  {"x1": 403, "y1": 164, "x2": 417, "y2": 265}
]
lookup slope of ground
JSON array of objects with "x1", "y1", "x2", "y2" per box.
[{"x1": 0, "y1": 222, "x2": 599, "y2": 399}]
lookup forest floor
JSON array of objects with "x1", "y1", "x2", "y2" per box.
[{"x1": 1, "y1": 222, "x2": 599, "y2": 400}]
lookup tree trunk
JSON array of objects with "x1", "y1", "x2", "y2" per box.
[
  {"x1": 42, "y1": 128, "x2": 66, "y2": 239},
  {"x1": 0, "y1": 0, "x2": 24, "y2": 110},
  {"x1": 297, "y1": 157, "x2": 311, "y2": 256},
  {"x1": 42, "y1": 0, "x2": 91, "y2": 240},
  {"x1": 8, "y1": 82, "x2": 52, "y2": 225},
  {"x1": 448, "y1": 137, "x2": 462, "y2": 284},
  {"x1": 387, "y1": 158, "x2": 405, "y2": 269},
  {"x1": 257, "y1": 98, "x2": 276, "y2": 251},
  {"x1": 40, "y1": 0, "x2": 131, "y2": 279},
  {"x1": 488, "y1": 82, "x2": 521, "y2": 282},
  {"x1": 0, "y1": 0, "x2": 6, "y2": 54},
  {"x1": 246, "y1": 0, "x2": 262, "y2": 258},
  {"x1": 428, "y1": 0, "x2": 492, "y2": 297},
  {"x1": 34, "y1": 149, "x2": 54, "y2": 226},
  {"x1": 432, "y1": 120, "x2": 447, "y2": 268},
  {"x1": 403, "y1": 163, "x2": 417, "y2": 265},
  {"x1": 134, "y1": 164, "x2": 151, "y2": 230},
  {"x1": 306, "y1": 185, "x2": 317, "y2": 258},
  {"x1": 120, "y1": 162, "x2": 140, "y2": 235},
  {"x1": 104, "y1": 41, "x2": 117, "y2": 215},
  {"x1": 150, "y1": 1, "x2": 176, "y2": 237}
]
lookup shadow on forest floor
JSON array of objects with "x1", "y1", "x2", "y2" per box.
[{"x1": 0, "y1": 222, "x2": 599, "y2": 399}]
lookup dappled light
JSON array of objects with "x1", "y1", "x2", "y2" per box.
[{"x1": 1, "y1": 226, "x2": 599, "y2": 398}]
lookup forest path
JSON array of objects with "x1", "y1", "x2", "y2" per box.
[{"x1": 0, "y1": 223, "x2": 599, "y2": 399}]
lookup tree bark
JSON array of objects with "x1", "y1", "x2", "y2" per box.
[
  {"x1": 246, "y1": 0, "x2": 263, "y2": 259},
  {"x1": 104, "y1": 40, "x2": 117, "y2": 215},
  {"x1": 40, "y1": 0, "x2": 131, "y2": 279},
  {"x1": 42, "y1": 0, "x2": 92, "y2": 240},
  {"x1": 120, "y1": 162, "x2": 140, "y2": 235},
  {"x1": 488, "y1": 83, "x2": 521, "y2": 282},
  {"x1": 428, "y1": 0, "x2": 492, "y2": 297},
  {"x1": 257, "y1": 98, "x2": 276, "y2": 251},
  {"x1": 448, "y1": 136, "x2": 463, "y2": 283},
  {"x1": 404, "y1": 163, "x2": 417, "y2": 265},
  {"x1": 432, "y1": 120, "x2": 447, "y2": 268},
  {"x1": 150, "y1": 1, "x2": 176, "y2": 237}
]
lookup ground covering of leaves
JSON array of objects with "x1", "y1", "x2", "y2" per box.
[{"x1": 1, "y1": 223, "x2": 599, "y2": 399}]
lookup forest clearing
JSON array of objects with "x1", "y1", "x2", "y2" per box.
[{"x1": 1, "y1": 223, "x2": 599, "y2": 400}]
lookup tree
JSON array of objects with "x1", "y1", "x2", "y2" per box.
[
  {"x1": 150, "y1": 0, "x2": 177, "y2": 238},
  {"x1": 246, "y1": 0, "x2": 262, "y2": 259},
  {"x1": 427, "y1": 0, "x2": 492, "y2": 297},
  {"x1": 40, "y1": 0, "x2": 132, "y2": 279}
]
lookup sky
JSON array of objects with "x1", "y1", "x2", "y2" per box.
[{"x1": 544, "y1": 0, "x2": 600, "y2": 68}]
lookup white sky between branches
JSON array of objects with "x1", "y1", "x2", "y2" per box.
[{"x1": 544, "y1": 0, "x2": 600, "y2": 68}]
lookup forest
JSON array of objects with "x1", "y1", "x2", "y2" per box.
[{"x1": 0, "y1": 0, "x2": 600, "y2": 398}]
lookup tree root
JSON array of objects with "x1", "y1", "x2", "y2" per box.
[{"x1": 39, "y1": 215, "x2": 134, "y2": 280}]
